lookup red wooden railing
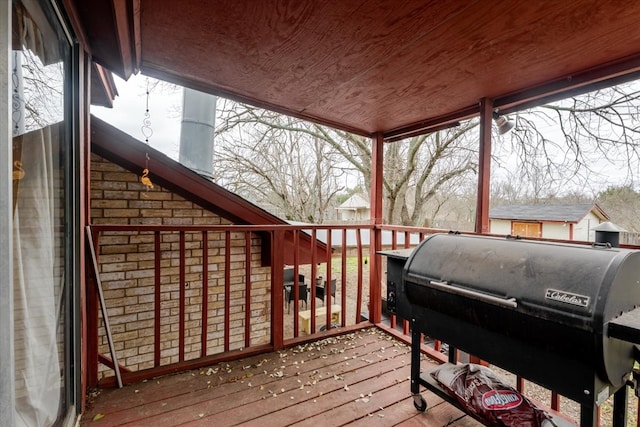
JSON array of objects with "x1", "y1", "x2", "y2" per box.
[
  {"x1": 87, "y1": 223, "x2": 640, "y2": 426},
  {"x1": 88, "y1": 223, "x2": 375, "y2": 387}
]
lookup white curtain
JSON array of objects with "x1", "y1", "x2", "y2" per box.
[{"x1": 13, "y1": 123, "x2": 63, "y2": 427}]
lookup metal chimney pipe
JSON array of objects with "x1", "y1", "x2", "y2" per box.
[{"x1": 179, "y1": 88, "x2": 216, "y2": 178}]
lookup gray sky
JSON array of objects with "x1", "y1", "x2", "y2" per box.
[{"x1": 92, "y1": 74, "x2": 182, "y2": 159}]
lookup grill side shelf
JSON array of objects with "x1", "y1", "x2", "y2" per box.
[{"x1": 608, "y1": 307, "x2": 640, "y2": 345}]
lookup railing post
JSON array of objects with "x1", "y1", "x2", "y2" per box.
[
  {"x1": 369, "y1": 132, "x2": 384, "y2": 324},
  {"x1": 475, "y1": 97, "x2": 493, "y2": 234},
  {"x1": 271, "y1": 229, "x2": 285, "y2": 349}
]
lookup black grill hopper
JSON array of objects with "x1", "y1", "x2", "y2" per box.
[{"x1": 394, "y1": 233, "x2": 640, "y2": 425}]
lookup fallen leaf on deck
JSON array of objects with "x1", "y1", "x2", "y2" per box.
[{"x1": 92, "y1": 413, "x2": 105, "y2": 422}]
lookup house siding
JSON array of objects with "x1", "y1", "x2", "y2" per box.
[
  {"x1": 91, "y1": 154, "x2": 271, "y2": 377},
  {"x1": 541, "y1": 223, "x2": 569, "y2": 240},
  {"x1": 490, "y1": 213, "x2": 602, "y2": 242},
  {"x1": 574, "y1": 212, "x2": 600, "y2": 241},
  {"x1": 489, "y1": 219, "x2": 511, "y2": 235}
]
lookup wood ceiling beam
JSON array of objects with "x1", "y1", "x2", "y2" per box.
[
  {"x1": 112, "y1": 0, "x2": 139, "y2": 77},
  {"x1": 142, "y1": 64, "x2": 375, "y2": 138},
  {"x1": 496, "y1": 54, "x2": 640, "y2": 114},
  {"x1": 384, "y1": 54, "x2": 640, "y2": 142},
  {"x1": 383, "y1": 106, "x2": 478, "y2": 142}
]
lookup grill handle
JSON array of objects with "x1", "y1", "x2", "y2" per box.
[{"x1": 428, "y1": 280, "x2": 518, "y2": 309}]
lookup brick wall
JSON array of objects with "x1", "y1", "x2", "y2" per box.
[{"x1": 91, "y1": 154, "x2": 271, "y2": 376}]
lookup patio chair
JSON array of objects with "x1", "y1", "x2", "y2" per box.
[
  {"x1": 315, "y1": 278, "x2": 336, "y2": 306},
  {"x1": 284, "y1": 269, "x2": 307, "y2": 313}
]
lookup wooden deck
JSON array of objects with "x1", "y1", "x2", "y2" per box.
[{"x1": 80, "y1": 327, "x2": 481, "y2": 426}]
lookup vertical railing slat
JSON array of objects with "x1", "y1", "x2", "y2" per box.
[
  {"x1": 402, "y1": 231, "x2": 410, "y2": 335},
  {"x1": 201, "y1": 230, "x2": 208, "y2": 357},
  {"x1": 271, "y1": 229, "x2": 285, "y2": 350},
  {"x1": 341, "y1": 228, "x2": 347, "y2": 327},
  {"x1": 179, "y1": 231, "x2": 186, "y2": 362},
  {"x1": 390, "y1": 229, "x2": 397, "y2": 330},
  {"x1": 355, "y1": 229, "x2": 363, "y2": 324},
  {"x1": 325, "y1": 229, "x2": 333, "y2": 329},
  {"x1": 244, "y1": 232, "x2": 251, "y2": 348},
  {"x1": 310, "y1": 230, "x2": 317, "y2": 334},
  {"x1": 292, "y1": 230, "x2": 300, "y2": 337},
  {"x1": 224, "y1": 231, "x2": 231, "y2": 352},
  {"x1": 154, "y1": 230, "x2": 161, "y2": 367},
  {"x1": 551, "y1": 391, "x2": 560, "y2": 411}
]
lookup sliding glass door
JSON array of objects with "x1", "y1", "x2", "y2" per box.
[{"x1": 10, "y1": 0, "x2": 76, "y2": 425}]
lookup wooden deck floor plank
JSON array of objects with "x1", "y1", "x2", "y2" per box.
[
  {"x1": 87, "y1": 331, "x2": 405, "y2": 426},
  {"x1": 81, "y1": 330, "x2": 388, "y2": 425},
  {"x1": 158, "y1": 344, "x2": 413, "y2": 426},
  {"x1": 445, "y1": 415, "x2": 486, "y2": 426},
  {"x1": 237, "y1": 358, "x2": 426, "y2": 427},
  {"x1": 87, "y1": 330, "x2": 383, "y2": 415},
  {"x1": 288, "y1": 380, "x2": 429, "y2": 426},
  {"x1": 340, "y1": 385, "x2": 448, "y2": 426},
  {"x1": 392, "y1": 400, "x2": 471, "y2": 427},
  {"x1": 81, "y1": 328, "x2": 468, "y2": 427}
]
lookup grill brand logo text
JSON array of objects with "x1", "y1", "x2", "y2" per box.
[
  {"x1": 481, "y1": 390, "x2": 523, "y2": 410},
  {"x1": 545, "y1": 289, "x2": 590, "y2": 307}
]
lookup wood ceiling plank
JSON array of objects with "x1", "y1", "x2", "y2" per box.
[{"x1": 90, "y1": 0, "x2": 640, "y2": 135}]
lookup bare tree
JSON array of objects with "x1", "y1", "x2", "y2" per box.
[
  {"x1": 502, "y1": 83, "x2": 640, "y2": 195},
  {"x1": 13, "y1": 50, "x2": 64, "y2": 133},
  {"x1": 597, "y1": 185, "x2": 640, "y2": 232},
  {"x1": 382, "y1": 123, "x2": 478, "y2": 225},
  {"x1": 214, "y1": 100, "x2": 478, "y2": 225},
  {"x1": 209, "y1": 80, "x2": 640, "y2": 227},
  {"x1": 214, "y1": 103, "x2": 347, "y2": 222}
]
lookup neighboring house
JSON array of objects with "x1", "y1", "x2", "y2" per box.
[
  {"x1": 489, "y1": 203, "x2": 610, "y2": 241},
  {"x1": 336, "y1": 194, "x2": 370, "y2": 221}
]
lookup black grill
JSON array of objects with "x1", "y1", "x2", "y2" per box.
[{"x1": 381, "y1": 233, "x2": 640, "y2": 426}]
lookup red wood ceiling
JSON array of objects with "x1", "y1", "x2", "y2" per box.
[{"x1": 79, "y1": 0, "x2": 640, "y2": 139}]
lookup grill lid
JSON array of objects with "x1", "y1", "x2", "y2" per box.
[{"x1": 403, "y1": 233, "x2": 640, "y2": 330}]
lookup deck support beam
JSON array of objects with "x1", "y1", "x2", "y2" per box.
[
  {"x1": 369, "y1": 132, "x2": 384, "y2": 324},
  {"x1": 475, "y1": 98, "x2": 493, "y2": 234}
]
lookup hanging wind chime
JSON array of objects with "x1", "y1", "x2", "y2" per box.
[{"x1": 140, "y1": 79, "x2": 154, "y2": 190}]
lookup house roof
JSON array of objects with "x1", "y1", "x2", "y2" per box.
[
  {"x1": 90, "y1": 115, "x2": 327, "y2": 264},
  {"x1": 74, "y1": 1, "x2": 640, "y2": 141},
  {"x1": 489, "y1": 203, "x2": 609, "y2": 223},
  {"x1": 337, "y1": 194, "x2": 370, "y2": 211}
]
